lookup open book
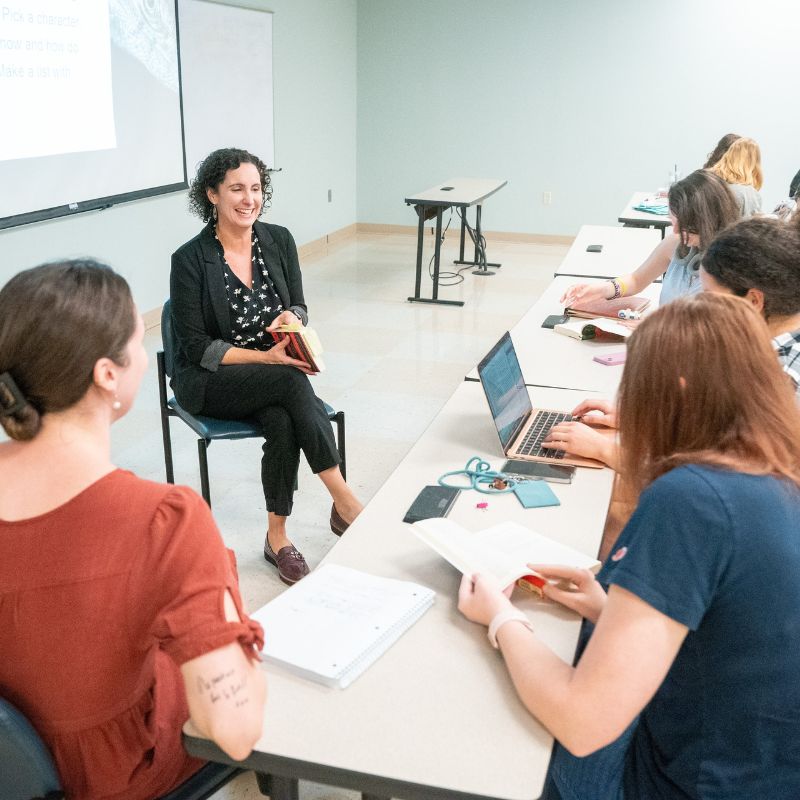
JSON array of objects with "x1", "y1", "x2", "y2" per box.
[
  {"x1": 250, "y1": 564, "x2": 434, "y2": 688},
  {"x1": 411, "y1": 518, "x2": 600, "y2": 590},
  {"x1": 269, "y1": 323, "x2": 325, "y2": 372},
  {"x1": 554, "y1": 317, "x2": 634, "y2": 341},
  {"x1": 565, "y1": 295, "x2": 650, "y2": 321}
]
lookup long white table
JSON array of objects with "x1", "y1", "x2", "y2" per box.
[
  {"x1": 185, "y1": 382, "x2": 615, "y2": 800},
  {"x1": 617, "y1": 191, "x2": 671, "y2": 238},
  {"x1": 555, "y1": 224, "x2": 661, "y2": 280},
  {"x1": 466, "y1": 276, "x2": 662, "y2": 395}
]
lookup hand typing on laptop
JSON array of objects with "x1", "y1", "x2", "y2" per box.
[{"x1": 541, "y1": 398, "x2": 619, "y2": 469}]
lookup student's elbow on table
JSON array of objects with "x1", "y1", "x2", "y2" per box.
[{"x1": 209, "y1": 715, "x2": 262, "y2": 762}]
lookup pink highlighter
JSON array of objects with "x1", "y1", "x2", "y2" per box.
[{"x1": 593, "y1": 351, "x2": 626, "y2": 366}]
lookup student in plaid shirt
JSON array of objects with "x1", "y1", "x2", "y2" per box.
[{"x1": 701, "y1": 217, "x2": 800, "y2": 401}]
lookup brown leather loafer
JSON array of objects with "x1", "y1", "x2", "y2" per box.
[
  {"x1": 263, "y1": 539, "x2": 309, "y2": 586},
  {"x1": 330, "y1": 504, "x2": 350, "y2": 537}
]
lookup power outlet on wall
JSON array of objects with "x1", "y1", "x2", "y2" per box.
[
  {"x1": 327, "y1": 189, "x2": 332, "y2": 202},
  {"x1": 542, "y1": 191, "x2": 552, "y2": 205}
]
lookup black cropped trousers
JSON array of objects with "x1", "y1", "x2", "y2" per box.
[{"x1": 200, "y1": 364, "x2": 340, "y2": 516}]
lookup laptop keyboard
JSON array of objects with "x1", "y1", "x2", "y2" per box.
[{"x1": 517, "y1": 411, "x2": 572, "y2": 459}]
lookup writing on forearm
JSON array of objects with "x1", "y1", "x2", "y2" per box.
[{"x1": 196, "y1": 668, "x2": 251, "y2": 708}]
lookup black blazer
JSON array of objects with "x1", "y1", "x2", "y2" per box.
[{"x1": 169, "y1": 221, "x2": 307, "y2": 413}]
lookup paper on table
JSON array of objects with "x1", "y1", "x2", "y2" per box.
[
  {"x1": 412, "y1": 518, "x2": 600, "y2": 588},
  {"x1": 251, "y1": 564, "x2": 434, "y2": 688}
]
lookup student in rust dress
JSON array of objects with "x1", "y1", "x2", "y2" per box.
[{"x1": 0, "y1": 260, "x2": 266, "y2": 800}]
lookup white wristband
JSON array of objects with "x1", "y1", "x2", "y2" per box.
[{"x1": 487, "y1": 609, "x2": 534, "y2": 649}]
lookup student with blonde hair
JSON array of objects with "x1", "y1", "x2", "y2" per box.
[
  {"x1": 710, "y1": 136, "x2": 763, "y2": 216},
  {"x1": 458, "y1": 293, "x2": 800, "y2": 800}
]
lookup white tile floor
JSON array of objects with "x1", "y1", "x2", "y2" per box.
[{"x1": 112, "y1": 231, "x2": 568, "y2": 799}]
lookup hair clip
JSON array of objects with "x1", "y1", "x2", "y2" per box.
[{"x1": 0, "y1": 371, "x2": 28, "y2": 417}]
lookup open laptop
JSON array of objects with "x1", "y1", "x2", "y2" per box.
[{"x1": 477, "y1": 332, "x2": 603, "y2": 468}]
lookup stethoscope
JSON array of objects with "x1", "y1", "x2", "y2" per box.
[{"x1": 437, "y1": 456, "x2": 517, "y2": 494}]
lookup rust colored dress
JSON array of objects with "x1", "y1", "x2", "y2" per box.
[{"x1": 0, "y1": 470, "x2": 263, "y2": 800}]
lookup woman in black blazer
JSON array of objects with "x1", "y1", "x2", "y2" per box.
[{"x1": 170, "y1": 148, "x2": 362, "y2": 585}]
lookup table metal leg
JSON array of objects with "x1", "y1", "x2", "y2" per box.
[
  {"x1": 255, "y1": 772, "x2": 299, "y2": 800},
  {"x1": 454, "y1": 205, "x2": 501, "y2": 271},
  {"x1": 432, "y1": 207, "x2": 443, "y2": 300},
  {"x1": 410, "y1": 205, "x2": 425, "y2": 300},
  {"x1": 472, "y1": 204, "x2": 501, "y2": 275},
  {"x1": 407, "y1": 204, "x2": 464, "y2": 306}
]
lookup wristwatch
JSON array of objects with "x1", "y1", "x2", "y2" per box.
[{"x1": 487, "y1": 609, "x2": 534, "y2": 649}]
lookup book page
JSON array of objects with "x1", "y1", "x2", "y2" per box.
[
  {"x1": 474, "y1": 521, "x2": 600, "y2": 574},
  {"x1": 412, "y1": 519, "x2": 600, "y2": 588},
  {"x1": 412, "y1": 518, "x2": 527, "y2": 586}
]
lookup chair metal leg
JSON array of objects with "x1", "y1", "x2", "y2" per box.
[
  {"x1": 255, "y1": 772, "x2": 298, "y2": 800},
  {"x1": 334, "y1": 411, "x2": 346, "y2": 480},
  {"x1": 161, "y1": 414, "x2": 175, "y2": 484},
  {"x1": 197, "y1": 439, "x2": 211, "y2": 507},
  {"x1": 157, "y1": 352, "x2": 175, "y2": 484}
]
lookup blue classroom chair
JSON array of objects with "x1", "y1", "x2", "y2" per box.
[{"x1": 157, "y1": 301, "x2": 346, "y2": 506}]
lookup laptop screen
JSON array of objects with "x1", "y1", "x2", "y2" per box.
[{"x1": 477, "y1": 332, "x2": 532, "y2": 451}]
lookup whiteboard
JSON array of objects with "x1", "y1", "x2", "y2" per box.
[{"x1": 178, "y1": 0, "x2": 275, "y2": 178}]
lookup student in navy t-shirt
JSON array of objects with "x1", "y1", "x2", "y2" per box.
[{"x1": 457, "y1": 293, "x2": 800, "y2": 800}]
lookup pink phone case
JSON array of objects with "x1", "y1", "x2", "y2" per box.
[{"x1": 593, "y1": 351, "x2": 627, "y2": 366}]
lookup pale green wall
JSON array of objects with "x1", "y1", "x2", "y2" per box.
[
  {"x1": 356, "y1": 0, "x2": 800, "y2": 235},
  {"x1": 4, "y1": 0, "x2": 799, "y2": 307},
  {"x1": 0, "y1": 0, "x2": 357, "y2": 313}
]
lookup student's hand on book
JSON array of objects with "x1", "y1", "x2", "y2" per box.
[
  {"x1": 527, "y1": 564, "x2": 606, "y2": 624},
  {"x1": 541, "y1": 421, "x2": 614, "y2": 465},
  {"x1": 263, "y1": 337, "x2": 316, "y2": 374},
  {"x1": 266, "y1": 311, "x2": 302, "y2": 330},
  {"x1": 570, "y1": 398, "x2": 618, "y2": 429},
  {"x1": 559, "y1": 281, "x2": 612, "y2": 307},
  {"x1": 457, "y1": 573, "x2": 514, "y2": 627}
]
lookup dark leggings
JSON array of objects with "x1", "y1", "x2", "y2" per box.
[{"x1": 201, "y1": 364, "x2": 340, "y2": 516}]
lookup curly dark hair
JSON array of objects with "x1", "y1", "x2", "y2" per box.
[
  {"x1": 188, "y1": 148, "x2": 272, "y2": 223},
  {"x1": 702, "y1": 217, "x2": 800, "y2": 320}
]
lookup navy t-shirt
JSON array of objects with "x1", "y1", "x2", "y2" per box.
[{"x1": 598, "y1": 465, "x2": 800, "y2": 799}]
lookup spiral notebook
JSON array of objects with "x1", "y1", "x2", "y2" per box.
[{"x1": 250, "y1": 564, "x2": 435, "y2": 688}]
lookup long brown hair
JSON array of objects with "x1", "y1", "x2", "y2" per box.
[
  {"x1": 618, "y1": 293, "x2": 800, "y2": 499},
  {"x1": 703, "y1": 133, "x2": 741, "y2": 169},
  {"x1": 668, "y1": 170, "x2": 740, "y2": 258}
]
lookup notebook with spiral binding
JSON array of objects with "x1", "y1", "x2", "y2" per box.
[{"x1": 250, "y1": 564, "x2": 435, "y2": 688}]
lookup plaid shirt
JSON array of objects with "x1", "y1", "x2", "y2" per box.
[{"x1": 773, "y1": 329, "x2": 800, "y2": 401}]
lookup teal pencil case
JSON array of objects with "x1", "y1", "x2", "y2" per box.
[{"x1": 513, "y1": 480, "x2": 561, "y2": 508}]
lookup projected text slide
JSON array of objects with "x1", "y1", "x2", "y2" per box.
[{"x1": 0, "y1": 0, "x2": 116, "y2": 162}]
